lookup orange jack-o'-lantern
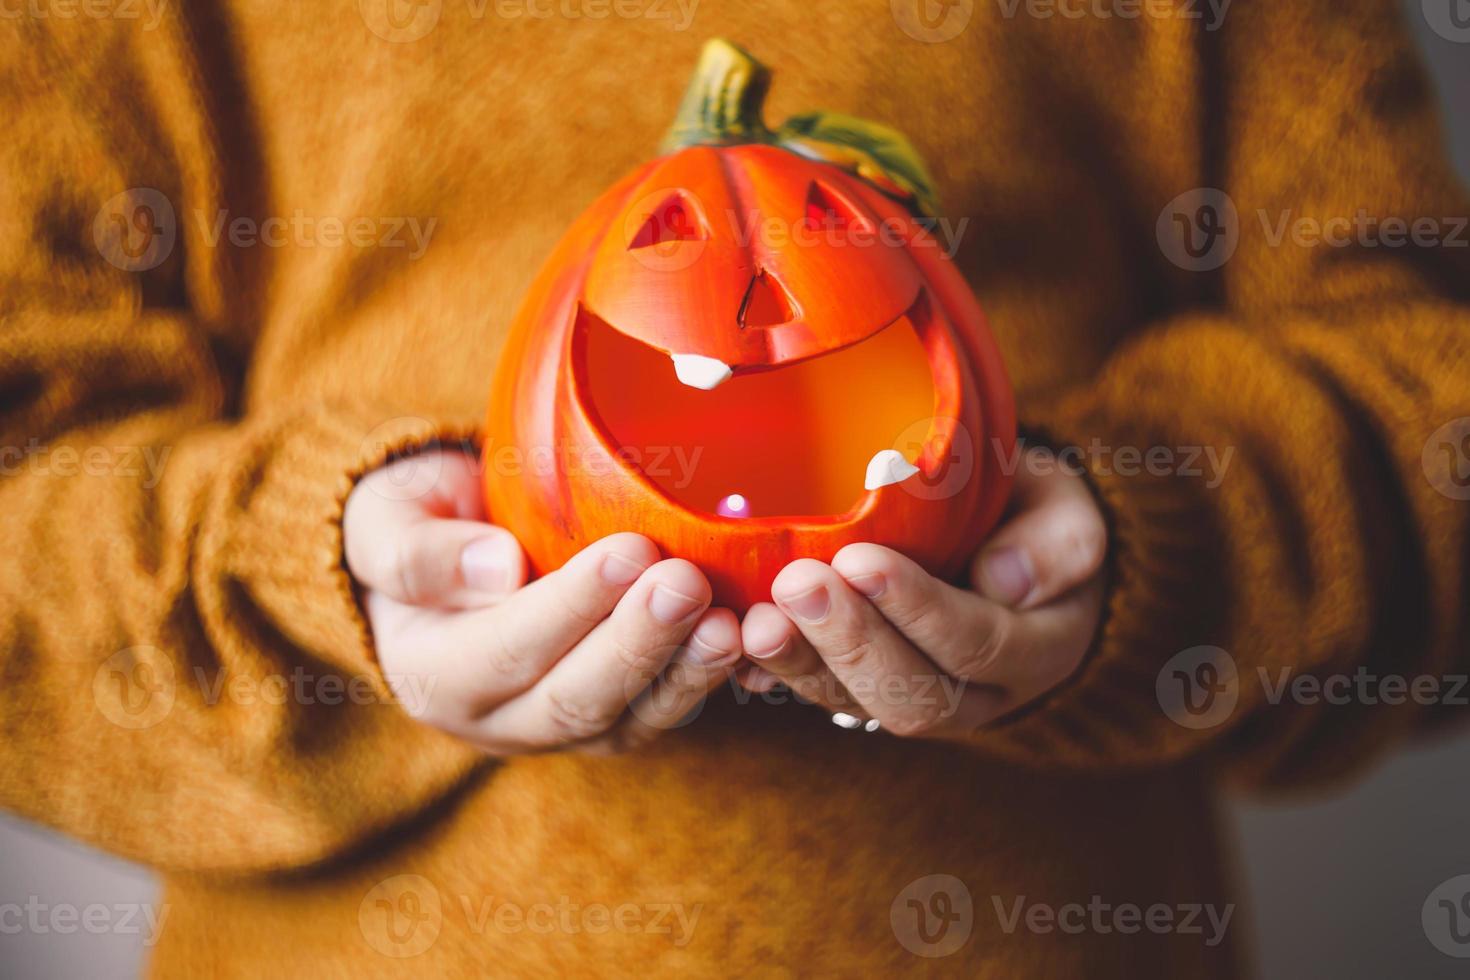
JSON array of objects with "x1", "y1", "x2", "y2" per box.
[{"x1": 485, "y1": 39, "x2": 1015, "y2": 611}]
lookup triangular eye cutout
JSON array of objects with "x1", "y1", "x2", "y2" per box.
[
  {"x1": 738, "y1": 270, "x2": 796, "y2": 328},
  {"x1": 804, "y1": 180, "x2": 868, "y2": 233},
  {"x1": 628, "y1": 192, "x2": 705, "y2": 249}
]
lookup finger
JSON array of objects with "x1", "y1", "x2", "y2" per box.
[
  {"x1": 833, "y1": 543, "x2": 1101, "y2": 722},
  {"x1": 736, "y1": 662, "x2": 784, "y2": 695},
  {"x1": 832, "y1": 543, "x2": 1019, "y2": 687},
  {"x1": 740, "y1": 602, "x2": 856, "y2": 713},
  {"x1": 600, "y1": 608, "x2": 743, "y2": 752},
  {"x1": 373, "y1": 533, "x2": 660, "y2": 716},
  {"x1": 477, "y1": 558, "x2": 712, "y2": 750},
  {"x1": 972, "y1": 455, "x2": 1107, "y2": 610},
  {"x1": 352, "y1": 448, "x2": 487, "y2": 517},
  {"x1": 346, "y1": 451, "x2": 520, "y2": 608},
  {"x1": 365, "y1": 519, "x2": 527, "y2": 610},
  {"x1": 770, "y1": 560, "x2": 995, "y2": 737},
  {"x1": 948, "y1": 576, "x2": 1107, "y2": 729}
]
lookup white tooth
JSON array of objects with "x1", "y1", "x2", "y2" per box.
[
  {"x1": 864, "y1": 449, "x2": 920, "y2": 491},
  {"x1": 671, "y1": 353, "x2": 733, "y2": 390}
]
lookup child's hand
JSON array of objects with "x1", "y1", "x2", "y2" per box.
[
  {"x1": 737, "y1": 449, "x2": 1106, "y2": 737},
  {"x1": 344, "y1": 449, "x2": 742, "y2": 755}
]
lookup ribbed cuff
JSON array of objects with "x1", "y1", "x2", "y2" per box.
[
  {"x1": 220, "y1": 402, "x2": 481, "y2": 682},
  {"x1": 183, "y1": 402, "x2": 490, "y2": 870},
  {"x1": 973, "y1": 410, "x2": 1228, "y2": 767}
]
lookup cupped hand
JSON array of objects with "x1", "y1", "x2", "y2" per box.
[
  {"x1": 344, "y1": 449, "x2": 742, "y2": 755},
  {"x1": 738, "y1": 449, "x2": 1107, "y2": 737}
]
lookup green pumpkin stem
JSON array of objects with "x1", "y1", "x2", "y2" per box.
[
  {"x1": 659, "y1": 38, "x2": 942, "y2": 219},
  {"x1": 660, "y1": 39, "x2": 774, "y2": 153}
]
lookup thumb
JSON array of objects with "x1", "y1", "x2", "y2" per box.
[
  {"x1": 972, "y1": 454, "x2": 1107, "y2": 610},
  {"x1": 345, "y1": 450, "x2": 528, "y2": 608}
]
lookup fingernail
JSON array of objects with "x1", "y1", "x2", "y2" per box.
[
  {"x1": 689, "y1": 627, "x2": 736, "y2": 665},
  {"x1": 777, "y1": 584, "x2": 830, "y2": 624},
  {"x1": 461, "y1": 536, "x2": 515, "y2": 593},
  {"x1": 600, "y1": 551, "x2": 647, "y2": 586},
  {"x1": 979, "y1": 547, "x2": 1034, "y2": 606},
  {"x1": 649, "y1": 584, "x2": 703, "y2": 624},
  {"x1": 845, "y1": 572, "x2": 886, "y2": 599},
  {"x1": 746, "y1": 636, "x2": 789, "y2": 661}
]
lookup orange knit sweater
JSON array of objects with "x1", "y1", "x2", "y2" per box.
[{"x1": 2, "y1": 1, "x2": 1468, "y2": 976}]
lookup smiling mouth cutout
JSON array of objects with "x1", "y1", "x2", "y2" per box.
[{"x1": 575, "y1": 302, "x2": 941, "y2": 520}]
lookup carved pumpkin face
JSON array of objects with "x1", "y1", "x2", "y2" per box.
[{"x1": 485, "y1": 40, "x2": 1015, "y2": 611}]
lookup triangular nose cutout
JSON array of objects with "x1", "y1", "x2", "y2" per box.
[{"x1": 739, "y1": 271, "x2": 796, "y2": 328}]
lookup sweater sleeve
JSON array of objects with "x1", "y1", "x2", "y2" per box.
[
  {"x1": 0, "y1": 17, "x2": 483, "y2": 873},
  {"x1": 973, "y1": 0, "x2": 1470, "y2": 786}
]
